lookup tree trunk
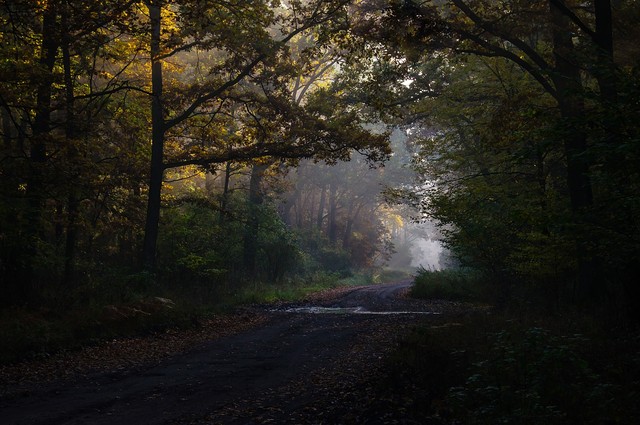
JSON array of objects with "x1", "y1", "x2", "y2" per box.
[
  {"x1": 550, "y1": 1, "x2": 593, "y2": 211},
  {"x1": 342, "y1": 200, "x2": 356, "y2": 249},
  {"x1": 328, "y1": 182, "x2": 338, "y2": 244},
  {"x1": 550, "y1": 1, "x2": 595, "y2": 302},
  {"x1": 592, "y1": 1, "x2": 623, "y2": 172},
  {"x1": 280, "y1": 191, "x2": 295, "y2": 227},
  {"x1": 61, "y1": 4, "x2": 79, "y2": 286},
  {"x1": 535, "y1": 145, "x2": 550, "y2": 236},
  {"x1": 244, "y1": 162, "x2": 270, "y2": 277},
  {"x1": 316, "y1": 183, "x2": 326, "y2": 230},
  {"x1": 342, "y1": 201, "x2": 364, "y2": 249},
  {"x1": 20, "y1": 0, "x2": 59, "y2": 303},
  {"x1": 142, "y1": 0, "x2": 165, "y2": 272},
  {"x1": 1, "y1": 106, "x2": 12, "y2": 147},
  {"x1": 304, "y1": 189, "x2": 315, "y2": 229},
  {"x1": 219, "y1": 162, "x2": 232, "y2": 224},
  {"x1": 296, "y1": 190, "x2": 304, "y2": 228},
  {"x1": 594, "y1": 0, "x2": 617, "y2": 107}
]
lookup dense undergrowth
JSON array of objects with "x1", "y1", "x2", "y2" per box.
[
  {"x1": 411, "y1": 267, "x2": 490, "y2": 302},
  {"x1": 384, "y1": 268, "x2": 640, "y2": 424}
]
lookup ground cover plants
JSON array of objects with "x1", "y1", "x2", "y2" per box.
[{"x1": 382, "y1": 269, "x2": 640, "y2": 424}]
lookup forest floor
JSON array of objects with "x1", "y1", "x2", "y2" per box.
[{"x1": 0, "y1": 280, "x2": 487, "y2": 424}]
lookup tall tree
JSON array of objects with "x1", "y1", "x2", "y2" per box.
[
  {"x1": 137, "y1": 0, "x2": 390, "y2": 272},
  {"x1": 1, "y1": 0, "x2": 146, "y2": 304}
]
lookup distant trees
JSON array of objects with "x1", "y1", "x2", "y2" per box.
[{"x1": 276, "y1": 156, "x2": 394, "y2": 272}]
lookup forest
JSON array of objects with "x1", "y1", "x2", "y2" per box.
[{"x1": 1, "y1": 0, "x2": 639, "y2": 422}]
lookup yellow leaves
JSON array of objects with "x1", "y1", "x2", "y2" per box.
[
  {"x1": 162, "y1": 181, "x2": 174, "y2": 192},
  {"x1": 392, "y1": 214, "x2": 404, "y2": 228},
  {"x1": 110, "y1": 36, "x2": 143, "y2": 58},
  {"x1": 160, "y1": 3, "x2": 181, "y2": 47},
  {"x1": 162, "y1": 166, "x2": 207, "y2": 198},
  {"x1": 379, "y1": 206, "x2": 405, "y2": 231}
]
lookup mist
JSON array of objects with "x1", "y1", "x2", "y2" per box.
[{"x1": 408, "y1": 236, "x2": 443, "y2": 270}]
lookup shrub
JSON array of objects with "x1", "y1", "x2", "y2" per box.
[
  {"x1": 448, "y1": 327, "x2": 636, "y2": 425},
  {"x1": 411, "y1": 267, "x2": 485, "y2": 301}
]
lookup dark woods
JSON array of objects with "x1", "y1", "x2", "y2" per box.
[
  {"x1": 1, "y1": 0, "x2": 639, "y2": 321},
  {"x1": 350, "y1": 0, "x2": 640, "y2": 320},
  {"x1": 0, "y1": 0, "x2": 393, "y2": 311}
]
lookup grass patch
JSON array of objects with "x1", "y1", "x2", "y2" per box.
[
  {"x1": 373, "y1": 268, "x2": 412, "y2": 283},
  {"x1": 229, "y1": 272, "x2": 374, "y2": 306}
]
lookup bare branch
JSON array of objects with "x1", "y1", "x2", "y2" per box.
[
  {"x1": 549, "y1": 0, "x2": 597, "y2": 39},
  {"x1": 74, "y1": 85, "x2": 154, "y2": 99},
  {"x1": 457, "y1": 31, "x2": 558, "y2": 100},
  {"x1": 164, "y1": 0, "x2": 350, "y2": 130},
  {"x1": 452, "y1": 0, "x2": 553, "y2": 74}
]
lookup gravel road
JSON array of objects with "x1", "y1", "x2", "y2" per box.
[{"x1": 0, "y1": 281, "x2": 469, "y2": 424}]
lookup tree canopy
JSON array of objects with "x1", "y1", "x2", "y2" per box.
[
  {"x1": 342, "y1": 0, "x2": 640, "y2": 312},
  {"x1": 1, "y1": 0, "x2": 638, "y2": 316}
]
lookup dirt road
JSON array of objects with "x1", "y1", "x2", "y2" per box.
[{"x1": 0, "y1": 281, "x2": 458, "y2": 424}]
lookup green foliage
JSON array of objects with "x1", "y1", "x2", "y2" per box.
[
  {"x1": 372, "y1": 268, "x2": 411, "y2": 283},
  {"x1": 411, "y1": 267, "x2": 486, "y2": 302},
  {"x1": 295, "y1": 229, "x2": 355, "y2": 276},
  {"x1": 448, "y1": 328, "x2": 637, "y2": 425},
  {"x1": 155, "y1": 189, "x2": 366, "y2": 292},
  {"x1": 343, "y1": 0, "x2": 640, "y2": 314},
  {"x1": 317, "y1": 245, "x2": 353, "y2": 276},
  {"x1": 252, "y1": 202, "x2": 303, "y2": 282},
  {"x1": 413, "y1": 55, "x2": 571, "y2": 280},
  {"x1": 381, "y1": 311, "x2": 640, "y2": 425},
  {"x1": 157, "y1": 198, "x2": 242, "y2": 289},
  {"x1": 394, "y1": 51, "x2": 640, "y2": 309}
]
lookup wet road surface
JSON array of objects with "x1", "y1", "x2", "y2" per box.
[{"x1": 1, "y1": 281, "x2": 452, "y2": 424}]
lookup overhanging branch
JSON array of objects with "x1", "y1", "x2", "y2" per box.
[
  {"x1": 457, "y1": 31, "x2": 558, "y2": 100},
  {"x1": 163, "y1": 0, "x2": 350, "y2": 131}
]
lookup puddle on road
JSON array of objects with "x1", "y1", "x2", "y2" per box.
[{"x1": 276, "y1": 306, "x2": 440, "y2": 315}]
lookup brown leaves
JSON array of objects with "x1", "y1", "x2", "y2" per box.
[{"x1": 0, "y1": 311, "x2": 267, "y2": 398}]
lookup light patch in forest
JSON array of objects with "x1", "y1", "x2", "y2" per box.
[{"x1": 410, "y1": 237, "x2": 443, "y2": 270}]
